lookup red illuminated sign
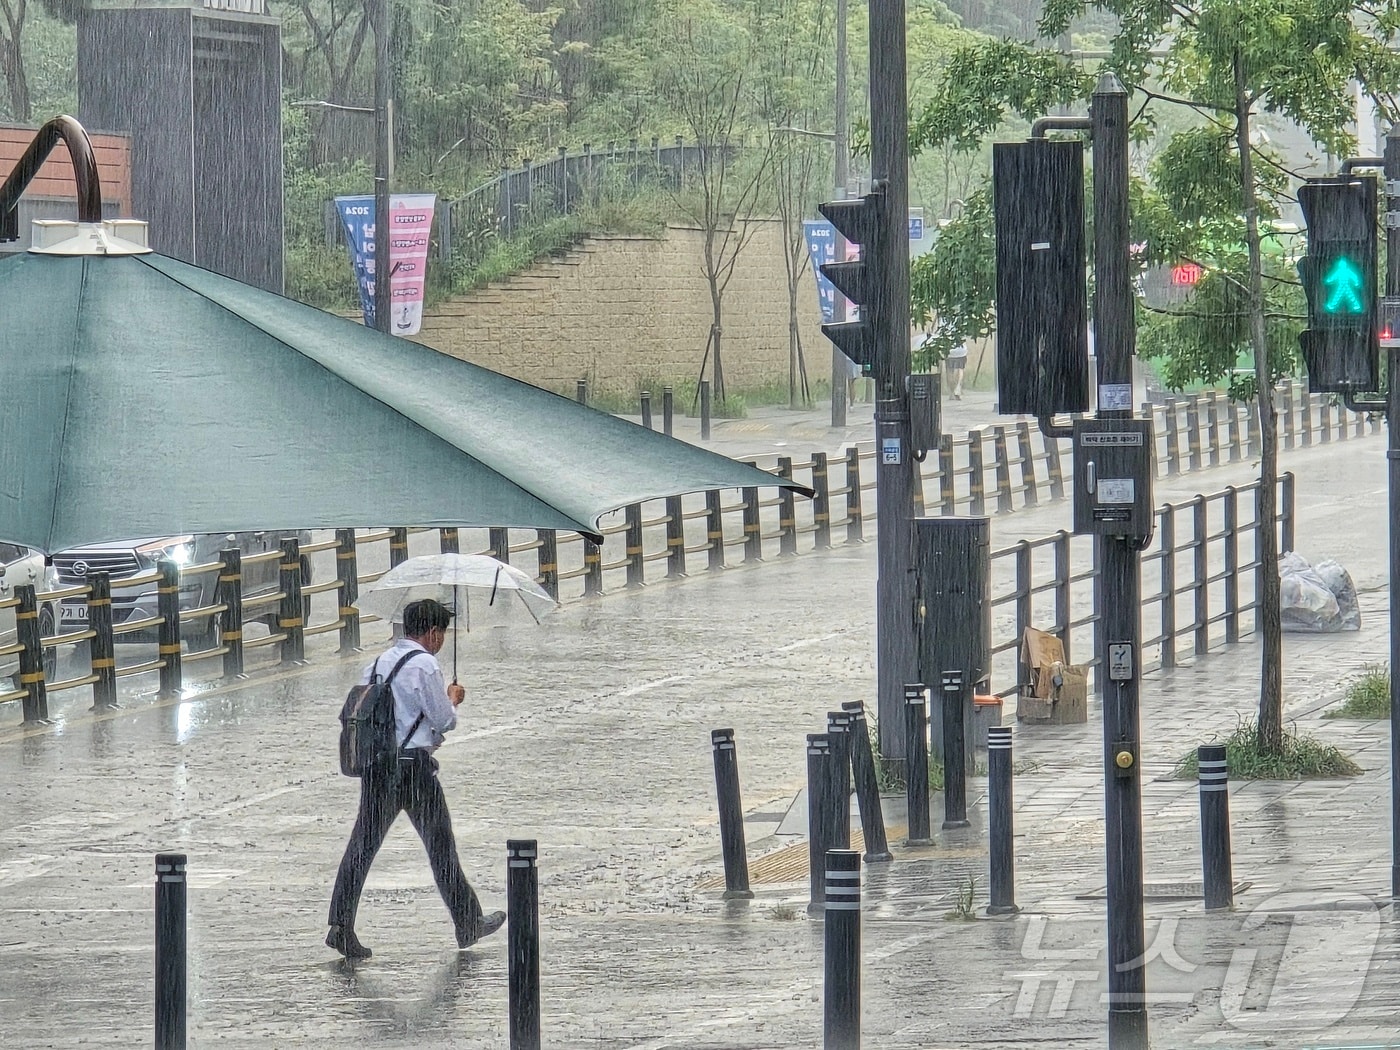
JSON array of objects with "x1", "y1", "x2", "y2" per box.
[{"x1": 1170, "y1": 263, "x2": 1203, "y2": 286}]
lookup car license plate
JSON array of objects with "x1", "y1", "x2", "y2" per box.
[{"x1": 63, "y1": 603, "x2": 87, "y2": 621}]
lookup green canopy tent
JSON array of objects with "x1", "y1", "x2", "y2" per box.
[{"x1": 0, "y1": 118, "x2": 805, "y2": 554}]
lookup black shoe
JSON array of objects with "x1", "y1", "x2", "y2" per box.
[
  {"x1": 326, "y1": 924, "x2": 372, "y2": 960},
  {"x1": 457, "y1": 910, "x2": 507, "y2": 949}
]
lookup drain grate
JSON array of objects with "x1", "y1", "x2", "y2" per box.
[{"x1": 1076, "y1": 879, "x2": 1251, "y2": 901}]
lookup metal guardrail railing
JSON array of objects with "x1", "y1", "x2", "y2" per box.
[
  {"x1": 0, "y1": 376, "x2": 1345, "y2": 722},
  {"x1": 324, "y1": 137, "x2": 742, "y2": 266}
]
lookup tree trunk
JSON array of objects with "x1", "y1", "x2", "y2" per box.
[
  {"x1": 1235, "y1": 52, "x2": 1284, "y2": 755},
  {"x1": 789, "y1": 274, "x2": 801, "y2": 408},
  {"x1": 0, "y1": 29, "x2": 29, "y2": 123}
]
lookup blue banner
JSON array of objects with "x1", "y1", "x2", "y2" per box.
[
  {"x1": 334, "y1": 195, "x2": 378, "y2": 328},
  {"x1": 803, "y1": 219, "x2": 838, "y2": 323}
]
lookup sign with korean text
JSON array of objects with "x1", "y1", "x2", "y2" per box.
[{"x1": 333, "y1": 193, "x2": 436, "y2": 336}]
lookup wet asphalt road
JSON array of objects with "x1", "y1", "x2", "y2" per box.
[{"x1": 1, "y1": 408, "x2": 1399, "y2": 1048}]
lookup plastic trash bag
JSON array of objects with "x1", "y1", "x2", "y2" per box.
[
  {"x1": 1313, "y1": 558, "x2": 1361, "y2": 631},
  {"x1": 1279, "y1": 551, "x2": 1358, "y2": 633}
]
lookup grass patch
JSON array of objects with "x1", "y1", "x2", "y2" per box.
[
  {"x1": 768, "y1": 901, "x2": 799, "y2": 921},
  {"x1": 945, "y1": 875, "x2": 978, "y2": 921},
  {"x1": 1325, "y1": 664, "x2": 1391, "y2": 720},
  {"x1": 1171, "y1": 718, "x2": 1361, "y2": 780},
  {"x1": 445, "y1": 214, "x2": 585, "y2": 295}
]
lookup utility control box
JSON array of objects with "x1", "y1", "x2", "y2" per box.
[
  {"x1": 909, "y1": 372, "x2": 941, "y2": 459},
  {"x1": 1072, "y1": 418, "x2": 1154, "y2": 541}
]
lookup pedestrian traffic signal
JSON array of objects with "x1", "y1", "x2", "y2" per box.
[
  {"x1": 818, "y1": 183, "x2": 889, "y2": 377},
  {"x1": 991, "y1": 138, "x2": 1089, "y2": 416},
  {"x1": 1297, "y1": 176, "x2": 1379, "y2": 391}
]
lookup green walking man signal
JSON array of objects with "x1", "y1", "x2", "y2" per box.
[
  {"x1": 1321, "y1": 255, "x2": 1366, "y2": 315},
  {"x1": 1296, "y1": 175, "x2": 1379, "y2": 391}
]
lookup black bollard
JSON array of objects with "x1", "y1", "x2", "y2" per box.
[
  {"x1": 904, "y1": 685, "x2": 933, "y2": 845},
  {"x1": 700, "y1": 379, "x2": 712, "y2": 441},
  {"x1": 576, "y1": 378, "x2": 588, "y2": 405},
  {"x1": 823, "y1": 848, "x2": 862, "y2": 1050},
  {"x1": 710, "y1": 729, "x2": 754, "y2": 899},
  {"x1": 154, "y1": 852, "x2": 187, "y2": 1050},
  {"x1": 941, "y1": 671, "x2": 970, "y2": 829},
  {"x1": 506, "y1": 840, "x2": 541, "y2": 1050},
  {"x1": 663, "y1": 385, "x2": 674, "y2": 436},
  {"x1": 826, "y1": 712, "x2": 853, "y2": 850},
  {"x1": 807, "y1": 733, "x2": 833, "y2": 910},
  {"x1": 1197, "y1": 744, "x2": 1233, "y2": 910},
  {"x1": 841, "y1": 701, "x2": 892, "y2": 862},
  {"x1": 640, "y1": 391, "x2": 653, "y2": 429},
  {"x1": 987, "y1": 726, "x2": 1019, "y2": 915}
]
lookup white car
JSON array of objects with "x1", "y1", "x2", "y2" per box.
[{"x1": 0, "y1": 542, "x2": 59, "y2": 688}]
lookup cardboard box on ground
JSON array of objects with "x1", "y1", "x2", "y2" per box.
[{"x1": 1019, "y1": 627, "x2": 1088, "y2": 725}]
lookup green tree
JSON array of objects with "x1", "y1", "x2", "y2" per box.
[
  {"x1": 651, "y1": 0, "x2": 773, "y2": 401},
  {"x1": 911, "y1": 0, "x2": 1400, "y2": 754},
  {"x1": 753, "y1": 0, "x2": 836, "y2": 408}
]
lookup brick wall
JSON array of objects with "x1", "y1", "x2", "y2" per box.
[{"x1": 413, "y1": 221, "x2": 827, "y2": 397}]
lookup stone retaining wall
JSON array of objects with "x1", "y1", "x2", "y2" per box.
[{"x1": 413, "y1": 221, "x2": 827, "y2": 397}]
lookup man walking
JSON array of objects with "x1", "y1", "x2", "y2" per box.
[{"x1": 327, "y1": 598, "x2": 505, "y2": 959}]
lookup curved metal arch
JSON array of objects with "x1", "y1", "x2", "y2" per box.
[{"x1": 0, "y1": 115, "x2": 104, "y2": 242}]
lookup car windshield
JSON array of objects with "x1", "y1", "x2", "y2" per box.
[{"x1": 0, "y1": 542, "x2": 27, "y2": 567}]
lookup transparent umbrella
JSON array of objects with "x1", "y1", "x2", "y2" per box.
[{"x1": 357, "y1": 553, "x2": 558, "y2": 680}]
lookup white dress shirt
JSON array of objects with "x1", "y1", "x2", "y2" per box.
[{"x1": 362, "y1": 638, "x2": 458, "y2": 751}]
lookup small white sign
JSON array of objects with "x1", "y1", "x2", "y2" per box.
[
  {"x1": 1109, "y1": 643, "x2": 1133, "y2": 681},
  {"x1": 1099, "y1": 383, "x2": 1133, "y2": 411},
  {"x1": 1098, "y1": 478, "x2": 1134, "y2": 505},
  {"x1": 881, "y1": 437, "x2": 902, "y2": 465}
]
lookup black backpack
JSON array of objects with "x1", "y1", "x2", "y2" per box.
[{"x1": 338, "y1": 650, "x2": 426, "y2": 777}]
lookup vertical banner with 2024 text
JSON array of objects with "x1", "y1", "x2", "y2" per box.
[
  {"x1": 334, "y1": 193, "x2": 437, "y2": 336},
  {"x1": 802, "y1": 220, "x2": 861, "y2": 325}
]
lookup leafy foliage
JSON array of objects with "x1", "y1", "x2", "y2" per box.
[
  {"x1": 909, "y1": 189, "x2": 995, "y2": 368},
  {"x1": 1325, "y1": 664, "x2": 1391, "y2": 720},
  {"x1": 1171, "y1": 718, "x2": 1360, "y2": 779}
]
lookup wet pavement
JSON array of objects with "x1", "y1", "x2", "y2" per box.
[{"x1": 1, "y1": 417, "x2": 1399, "y2": 1048}]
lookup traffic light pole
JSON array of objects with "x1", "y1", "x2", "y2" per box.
[
  {"x1": 1091, "y1": 75, "x2": 1149, "y2": 1050},
  {"x1": 1387, "y1": 130, "x2": 1400, "y2": 904},
  {"x1": 869, "y1": 0, "x2": 919, "y2": 758},
  {"x1": 1335, "y1": 130, "x2": 1400, "y2": 902}
]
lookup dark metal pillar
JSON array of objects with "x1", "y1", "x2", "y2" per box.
[
  {"x1": 1384, "y1": 125, "x2": 1400, "y2": 902},
  {"x1": 154, "y1": 852, "x2": 187, "y2": 1050},
  {"x1": 841, "y1": 700, "x2": 892, "y2": 862},
  {"x1": 1092, "y1": 73, "x2": 1148, "y2": 1049},
  {"x1": 822, "y1": 849, "x2": 861, "y2": 1049},
  {"x1": 1197, "y1": 744, "x2": 1233, "y2": 911},
  {"x1": 869, "y1": 0, "x2": 918, "y2": 763},
  {"x1": 710, "y1": 729, "x2": 754, "y2": 899},
  {"x1": 506, "y1": 840, "x2": 541, "y2": 1050},
  {"x1": 903, "y1": 685, "x2": 932, "y2": 845}
]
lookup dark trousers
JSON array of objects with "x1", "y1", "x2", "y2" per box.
[{"x1": 328, "y1": 749, "x2": 483, "y2": 936}]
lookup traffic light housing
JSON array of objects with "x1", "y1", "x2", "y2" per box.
[
  {"x1": 991, "y1": 138, "x2": 1089, "y2": 416},
  {"x1": 1297, "y1": 176, "x2": 1379, "y2": 392},
  {"x1": 818, "y1": 183, "x2": 888, "y2": 377}
]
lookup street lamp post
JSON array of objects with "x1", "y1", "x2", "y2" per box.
[
  {"x1": 371, "y1": 0, "x2": 393, "y2": 335},
  {"x1": 832, "y1": 0, "x2": 850, "y2": 428}
]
